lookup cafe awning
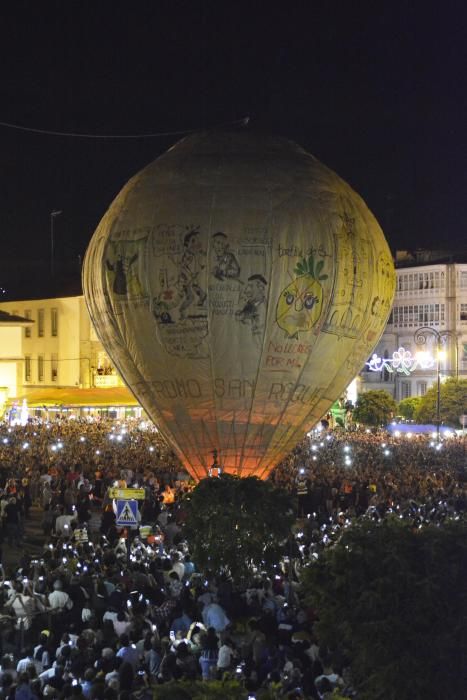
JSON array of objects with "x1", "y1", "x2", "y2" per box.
[{"x1": 8, "y1": 386, "x2": 139, "y2": 408}]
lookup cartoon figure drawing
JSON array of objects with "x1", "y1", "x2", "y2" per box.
[
  {"x1": 235, "y1": 274, "x2": 267, "y2": 337},
  {"x1": 211, "y1": 232, "x2": 241, "y2": 281},
  {"x1": 276, "y1": 255, "x2": 327, "y2": 339},
  {"x1": 178, "y1": 229, "x2": 207, "y2": 319},
  {"x1": 152, "y1": 268, "x2": 181, "y2": 324},
  {"x1": 105, "y1": 252, "x2": 139, "y2": 296}
]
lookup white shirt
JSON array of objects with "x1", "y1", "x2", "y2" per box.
[
  {"x1": 171, "y1": 561, "x2": 185, "y2": 580},
  {"x1": 16, "y1": 656, "x2": 35, "y2": 673},
  {"x1": 55, "y1": 514, "x2": 77, "y2": 536},
  {"x1": 10, "y1": 593, "x2": 36, "y2": 628},
  {"x1": 48, "y1": 590, "x2": 73, "y2": 610},
  {"x1": 217, "y1": 644, "x2": 233, "y2": 669},
  {"x1": 103, "y1": 611, "x2": 118, "y2": 623}
]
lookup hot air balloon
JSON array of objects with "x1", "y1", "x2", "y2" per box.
[{"x1": 83, "y1": 131, "x2": 395, "y2": 481}]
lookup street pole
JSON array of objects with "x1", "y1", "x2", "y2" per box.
[
  {"x1": 50, "y1": 210, "x2": 62, "y2": 277},
  {"x1": 436, "y1": 338, "x2": 441, "y2": 442}
]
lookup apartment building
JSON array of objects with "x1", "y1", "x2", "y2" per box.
[
  {"x1": 0, "y1": 295, "x2": 135, "y2": 416},
  {"x1": 360, "y1": 254, "x2": 467, "y2": 400}
]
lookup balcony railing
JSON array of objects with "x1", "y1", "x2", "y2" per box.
[{"x1": 93, "y1": 373, "x2": 121, "y2": 388}]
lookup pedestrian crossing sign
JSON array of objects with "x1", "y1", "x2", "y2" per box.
[{"x1": 116, "y1": 499, "x2": 138, "y2": 527}]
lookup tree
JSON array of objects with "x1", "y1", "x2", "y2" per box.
[
  {"x1": 398, "y1": 396, "x2": 422, "y2": 420},
  {"x1": 182, "y1": 474, "x2": 295, "y2": 582},
  {"x1": 414, "y1": 377, "x2": 467, "y2": 426},
  {"x1": 153, "y1": 679, "x2": 246, "y2": 699},
  {"x1": 353, "y1": 389, "x2": 397, "y2": 427},
  {"x1": 301, "y1": 517, "x2": 467, "y2": 700}
]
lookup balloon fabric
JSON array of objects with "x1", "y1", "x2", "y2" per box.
[{"x1": 83, "y1": 131, "x2": 395, "y2": 481}]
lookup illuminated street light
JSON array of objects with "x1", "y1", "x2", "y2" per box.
[{"x1": 414, "y1": 327, "x2": 459, "y2": 442}]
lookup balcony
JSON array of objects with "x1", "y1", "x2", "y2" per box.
[{"x1": 93, "y1": 372, "x2": 122, "y2": 388}]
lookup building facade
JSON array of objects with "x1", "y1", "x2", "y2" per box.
[
  {"x1": 360, "y1": 256, "x2": 467, "y2": 401},
  {"x1": 0, "y1": 312, "x2": 34, "y2": 410},
  {"x1": 0, "y1": 295, "x2": 130, "y2": 414}
]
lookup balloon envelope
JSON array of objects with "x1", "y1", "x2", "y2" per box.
[{"x1": 83, "y1": 132, "x2": 395, "y2": 480}]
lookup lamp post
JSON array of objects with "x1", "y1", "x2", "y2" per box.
[
  {"x1": 414, "y1": 327, "x2": 458, "y2": 441},
  {"x1": 50, "y1": 210, "x2": 62, "y2": 277}
]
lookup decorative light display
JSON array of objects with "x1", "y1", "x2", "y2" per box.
[{"x1": 366, "y1": 346, "x2": 435, "y2": 375}]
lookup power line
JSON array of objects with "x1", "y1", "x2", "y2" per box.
[{"x1": 0, "y1": 116, "x2": 250, "y2": 139}]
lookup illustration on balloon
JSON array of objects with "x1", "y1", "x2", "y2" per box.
[{"x1": 83, "y1": 131, "x2": 395, "y2": 481}]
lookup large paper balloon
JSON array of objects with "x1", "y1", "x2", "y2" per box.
[{"x1": 83, "y1": 131, "x2": 395, "y2": 480}]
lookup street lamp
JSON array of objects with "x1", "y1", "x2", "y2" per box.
[
  {"x1": 50, "y1": 210, "x2": 62, "y2": 277},
  {"x1": 414, "y1": 327, "x2": 459, "y2": 441}
]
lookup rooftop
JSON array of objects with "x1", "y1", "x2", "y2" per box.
[
  {"x1": 0, "y1": 310, "x2": 34, "y2": 326},
  {"x1": 395, "y1": 249, "x2": 467, "y2": 268}
]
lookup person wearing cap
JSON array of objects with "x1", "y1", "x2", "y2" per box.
[{"x1": 33, "y1": 632, "x2": 51, "y2": 673}]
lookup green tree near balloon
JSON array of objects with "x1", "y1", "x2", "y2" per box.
[
  {"x1": 414, "y1": 378, "x2": 467, "y2": 427},
  {"x1": 182, "y1": 474, "x2": 295, "y2": 583},
  {"x1": 397, "y1": 396, "x2": 422, "y2": 420},
  {"x1": 301, "y1": 517, "x2": 467, "y2": 700},
  {"x1": 353, "y1": 389, "x2": 397, "y2": 427}
]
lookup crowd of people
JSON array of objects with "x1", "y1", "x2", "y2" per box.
[
  {"x1": 0, "y1": 417, "x2": 464, "y2": 699},
  {"x1": 272, "y1": 428, "x2": 467, "y2": 518}
]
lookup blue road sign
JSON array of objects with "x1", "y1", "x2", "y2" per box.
[{"x1": 116, "y1": 499, "x2": 138, "y2": 527}]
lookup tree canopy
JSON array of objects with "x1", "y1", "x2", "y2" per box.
[
  {"x1": 353, "y1": 389, "x2": 397, "y2": 426},
  {"x1": 414, "y1": 377, "x2": 467, "y2": 427},
  {"x1": 301, "y1": 517, "x2": 467, "y2": 700},
  {"x1": 397, "y1": 395, "x2": 422, "y2": 420},
  {"x1": 182, "y1": 474, "x2": 295, "y2": 582}
]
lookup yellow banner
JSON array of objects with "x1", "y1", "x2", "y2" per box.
[{"x1": 108, "y1": 487, "x2": 145, "y2": 500}]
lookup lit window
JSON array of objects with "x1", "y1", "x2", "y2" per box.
[
  {"x1": 51, "y1": 354, "x2": 58, "y2": 382},
  {"x1": 417, "y1": 382, "x2": 427, "y2": 396},
  {"x1": 400, "y1": 381, "x2": 411, "y2": 399},
  {"x1": 51, "y1": 308, "x2": 58, "y2": 337},
  {"x1": 24, "y1": 310, "x2": 32, "y2": 338},
  {"x1": 25, "y1": 356, "x2": 31, "y2": 382},
  {"x1": 38, "y1": 309, "x2": 45, "y2": 337}
]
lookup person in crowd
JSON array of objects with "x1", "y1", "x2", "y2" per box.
[{"x1": 0, "y1": 417, "x2": 464, "y2": 698}]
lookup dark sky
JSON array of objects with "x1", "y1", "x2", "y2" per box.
[{"x1": 1, "y1": 2, "x2": 466, "y2": 274}]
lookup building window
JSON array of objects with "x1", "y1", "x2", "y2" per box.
[
  {"x1": 417, "y1": 382, "x2": 427, "y2": 396},
  {"x1": 51, "y1": 308, "x2": 58, "y2": 337},
  {"x1": 391, "y1": 303, "x2": 444, "y2": 328},
  {"x1": 400, "y1": 381, "x2": 411, "y2": 399},
  {"x1": 51, "y1": 354, "x2": 58, "y2": 382},
  {"x1": 24, "y1": 310, "x2": 32, "y2": 338},
  {"x1": 38, "y1": 355, "x2": 44, "y2": 382},
  {"x1": 460, "y1": 304, "x2": 467, "y2": 322},
  {"x1": 460, "y1": 271, "x2": 467, "y2": 288},
  {"x1": 38, "y1": 309, "x2": 45, "y2": 337},
  {"x1": 25, "y1": 356, "x2": 32, "y2": 382}
]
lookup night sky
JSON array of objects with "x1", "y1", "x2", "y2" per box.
[{"x1": 1, "y1": 2, "x2": 466, "y2": 285}]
